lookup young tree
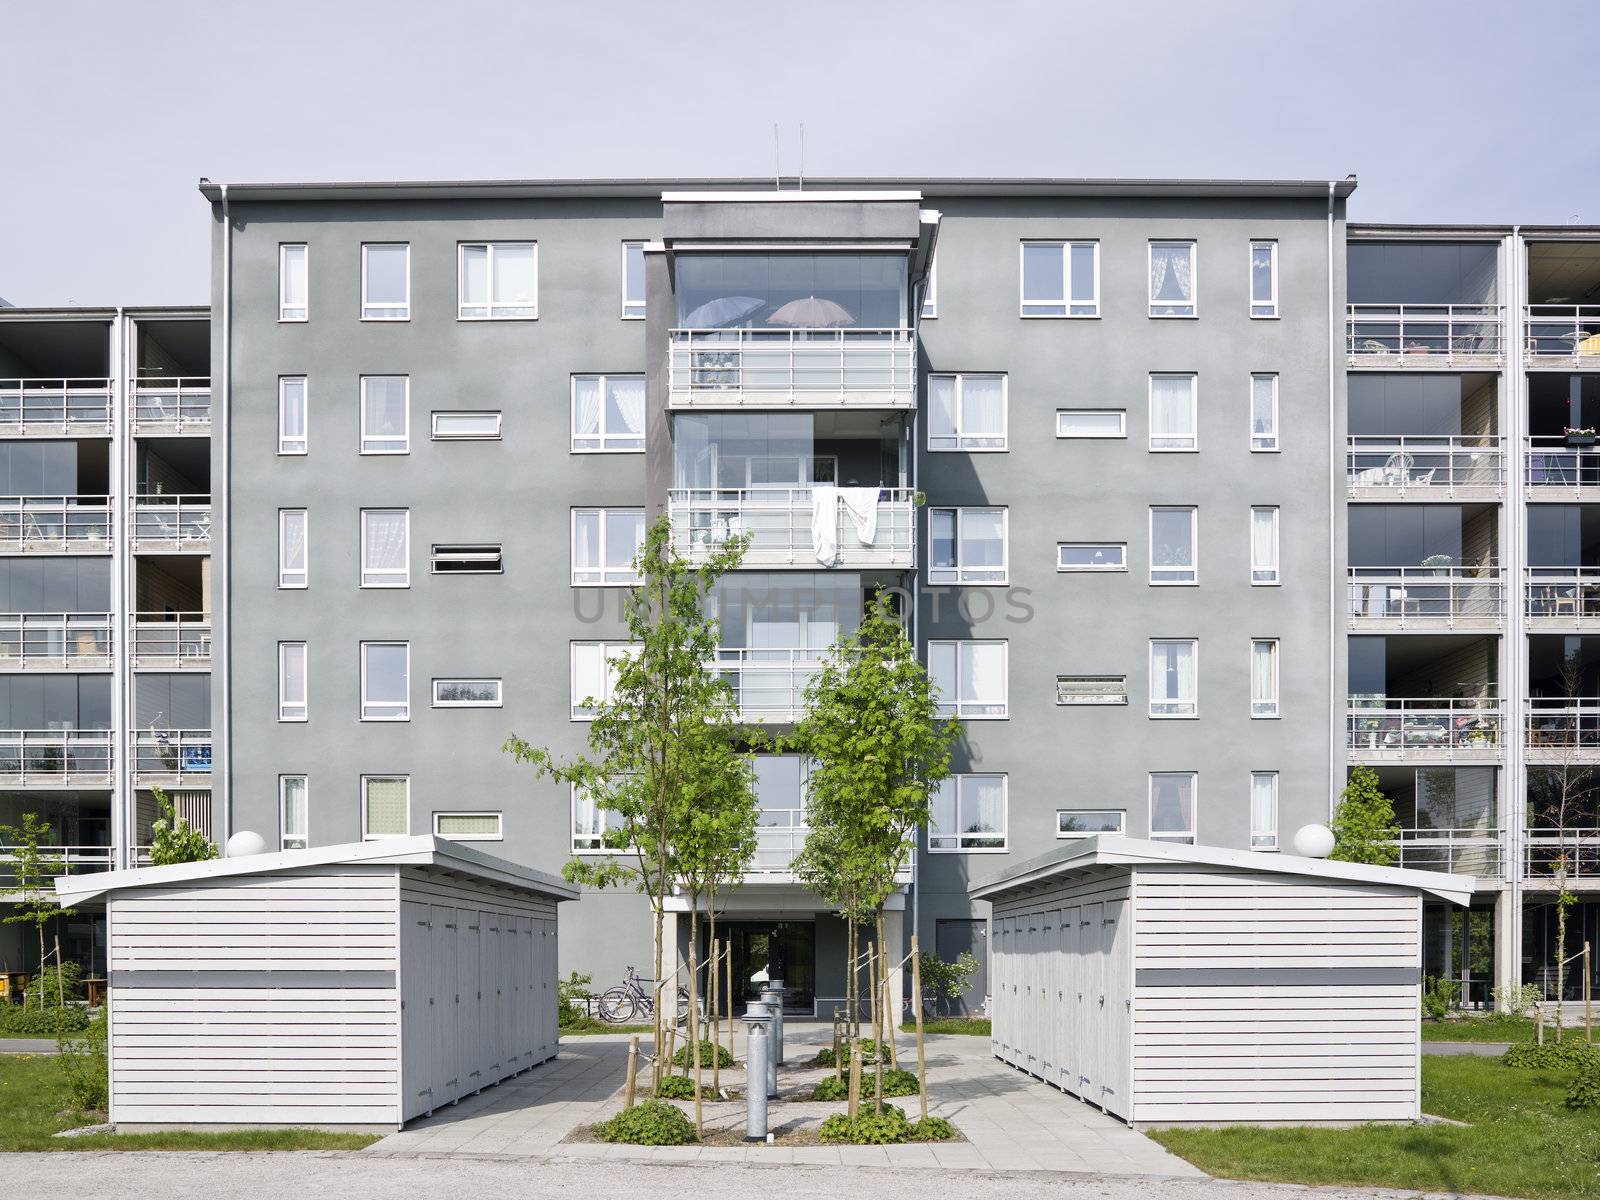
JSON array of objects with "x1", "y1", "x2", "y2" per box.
[
  {"x1": 147, "y1": 786, "x2": 220, "y2": 866},
  {"x1": 0, "y1": 812, "x2": 76, "y2": 1009},
  {"x1": 1330, "y1": 764, "x2": 1400, "y2": 866}
]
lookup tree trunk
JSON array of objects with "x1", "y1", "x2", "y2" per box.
[
  {"x1": 1556, "y1": 868, "x2": 1568, "y2": 1041},
  {"x1": 689, "y1": 905, "x2": 703, "y2": 1135},
  {"x1": 652, "y1": 906, "x2": 665, "y2": 1090},
  {"x1": 708, "y1": 904, "x2": 719, "y2": 1091}
]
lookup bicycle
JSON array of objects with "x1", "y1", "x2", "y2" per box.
[{"x1": 597, "y1": 965, "x2": 693, "y2": 1025}]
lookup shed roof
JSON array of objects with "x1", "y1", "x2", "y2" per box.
[
  {"x1": 54, "y1": 836, "x2": 580, "y2": 907},
  {"x1": 969, "y1": 835, "x2": 1474, "y2": 907}
]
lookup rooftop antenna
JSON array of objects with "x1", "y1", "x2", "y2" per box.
[
  {"x1": 799, "y1": 123, "x2": 805, "y2": 192},
  {"x1": 774, "y1": 123, "x2": 781, "y2": 191}
]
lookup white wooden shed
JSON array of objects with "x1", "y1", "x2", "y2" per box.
[
  {"x1": 970, "y1": 835, "x2": 1474, "y2": 1127},
  {"x1": 56, "y1": 835, "x2": 578, "y2": 1131}
]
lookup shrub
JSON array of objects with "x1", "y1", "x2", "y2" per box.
[
  {"x1": 813, "y1": 1040, "x2": 892, "y2": 1068},
  {"x1": 819, "y1": 1104, "x2": 910, "y2": 1145},
  {"x1": 1567, "y1": 1058, "x2": 1600, "y2": 1110},
  {"x1": 671, "y1": 1039, "x2": 734, "y2": 1069},
  {"x1": 811, "y1": 1076, "x2": 847, "y2": 1101},
  {"x1": 595, "y1": 1099, "x2": 697, "y2": 1145},
  {"x1": 56, "y1": 1010, "x2": 108, "y2": 1111},
  {"x1": 909, "y1": 1114, "x2": 957, "y2": 1142},
  {"x1": 1502, "y1": 1041, "x2": 1599, "y2": 1070},
  {"x1": 1421, "y1": 976, "x2": 1460, "y2": 1021},
  {"x1": 0, "y1": 1003, "x2": 88, "y2": 1036},
  {"x1": 557, "y1": 971, "x2": 592, "y2": 1028},
  {"x1": 653, "y1": 1073, "x2": 716, "y2": 1100},
  {"x1": 811, "y1": 1070, "x2": 917, "y2": 1100},
  {"x1": 22, "y1": 959, "x2": 82, "y2": 1007},
  {"x1": 147, "y1": 786, "x2": 218, "y2": 866},
  {"x1": 1491, "y1": 983, "x2": 1544, "y2": 1016}
]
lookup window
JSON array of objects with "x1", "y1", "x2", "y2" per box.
[
  {"x1": 1056, "y1": 675, "x2": 1127, "y2": 705},
  {"x1": 1149, "y1": 374, "x2": 1198, "y2": 451},
  {"x1": 1150, "y1": 507, "x2": 1197, "y2": 584},
  {"x1": 572, "y1": 785, "x2": 616, "y2": 852},
  {"x1": 1056, "y1": 409, "x2": 1125, "y2": 439},
  {"x1": 1149, "y1": 241, "x2": 1197, "y2": 317},
  {"x1": 572, "y1": 508, "x2": 645, "y2": 586},
  {"x1": 360, "y1": 642, "x2": 409, "y2": 721},
  {"x1": 278, "y1": 377, "x2": 307, "y2": 455},
  {"x1": 571, "y1": 375, "x2": 646, "y2": 452},
  {"x1": 921, "y1": 251, "x2": 937, "y2": 319},
  {"x1": 1250, "y1": 374, "x2": 1279, "y2": 451},
  {"x1": 1251, "y1": 639, "x2": 1280, "y2": 718},
  {"x1": 362, "y1": 775, "x2": 409, "y2": 839},
  {"x1": 1250, "y1": 240, "x2": 1278, "y2": 318},
  {"x1": 927, "y1": 374, "x2": 1006, "y2": 451},
  {"x1": 1250, "y1": 506, "x2": 1280, "y2": 585},
  {"x1": 1057, "y1": 809, "x2": 1124, "y2": 837},
  {"x1": 431, "y1": 544, "x2": 503, "y2": 574},
  {"x1": 432, "y1": 410, "x2": 502, "y2": 440},
  {"x1": 1149, "y1": 639, "x2": 1198, "y2": 717},
  {"x1": 1251, "y1": 772, "x2": 1279, "y2": 849},
  {"x1": 278, "y1": 509, "x2": 307, "y2": 588},
  {"x1": 929, "y1": 774, "x2": 1008, "y2": 851},
  {"x1": 278, "y1": 642, "x2": 307, "y2": 721},
  {"x1": 359, "y1": 376, "x2": 409, "y2": 454},
  {"x1": 621, "y1": 241, "x2": 646, "y2": 319},
  {"x1": 434, "y1": 812, "x2": 502, "y2": 841},
  {"x1": 361, "y1": 243, "x2": 409, "y2": 320},
  {"x1": 432, "y1": 678, "x2": 502, "y2": 708},
  {"x1": 360, "y1": 509, "x2": 409, "y2": 588},
  {"x1": 280, "y1": 775, "x2": 308, "y2": 850},
  {"x1": 1149, "y1": 773, "x2": 1196, "y2": 843},
  {"x1": 1058, "y1": 543, "x2": 1127, "y2": 572},
  {"x1": 929, "y1": 508, "x2": 1007, "y2": 584},
  {"x1": 1020, "y1": 241, "x2": 1098, "y2": 317},
  {"x1": 929, "y1": 640, "x2": 1008, "y2": 719},
  {"x1": 458, "y1": 242, "x2": 537, "y2": 319},
  {"x1": 571, "y1": 641, "x2": 636, "y2": 718},
  {"x1": 279, "y1": 244, "x2": 307, "y2": 322}
]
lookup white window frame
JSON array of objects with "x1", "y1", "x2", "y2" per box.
[
  {"x1": 361, "y1": 243, "x2": 410, "y2": 321},
  {"x1": 280, "y1": 774, "x2": 308, "y2": 850},
  {"x1": 432, "y1": 678, "x2": 503, "y2": 708},
  {"x1": 1251, "y1": 772, "x2": 1280, "y2": 850},
  {"x1": 1149, "y1": 373, "x2": 1199, "y2": 452},
  {"x1": 457, "y1": 241, "x2": 539, "y2": 320},
  {"x1": 1148, "y1": 240, "x2": 1197, "y2": 318},
  {"x1": 433, "y1": 811, "x2": 503, "y2": 842},
  {"x1": 278, "y1": 376, "x2": 307, "y2": 455},
  {"x1": 361, "y1": 775, "x2": 410, "y2": 840},
  {"x1": 621, "y1": 240, "x2": 646, "y2": 320},
  {"x1": 278, "y1": 641, "x2": 307, "y2": 722},
  {"x1": 1250, "y1": 240, "x2": 1279, "y2": 319},
  {"x1": 360, "y1": 508, "x2": 410, "y2": 588},
  {"x1": 1149, "y1": 772, "x2": 1198, "y2": 844},
  {"x1": 1056, "y1": 409, "x2": 1125, "y2": 439},
  {"x1": 1149, "y1": 638, "x2": 1199, "y2": 718},
  {"x1": 278, "y1": 508, "x2": 308, "y2": 589},
  {"x1": 927, "y1": 373, "x2": 1008, "y2": 452},
  {"x1": 278, "y1": 243, "x2": 308, "y2": 322},
  {"x1": 1057, "y1": 543, "x2": 1127, "y2": 573},
  {"x1": 1019, "y1": 240, "x2": 1099, "y2": 318},
  {"x1": 928, "y1": 774, "x2": 1009, "y2": 853},
  {"x1": 571, "y1": 508, "x2": 644, "y2": 586},
  {"x1": 570, "y1": 374, "x2": 647, "y2": 453},
  {"x1": 431, "y1": 410, "x2": 502, "y2": 440},
  {"x1": 1149, "y1": 506, "x2": 1198, "y2": 585},
  {"x1": 1250, "y1": 374, "x2": 1280, "y2": 452},
  {"x1": 571, "y1": 784, "x2": 616, "y2": 854},
  {"x1": 1055, "y1": 675, "x2": 1128, "y2": 706},
  {"x1": 360, "y1": 641, "x2": 410, "y2": 722},
  {"x1": 1056, "y1": 809, "x2": 1125, "y2": 838},
  {"x1": 570, "y1": 641, "x2": 637, "y2": 719},
  {"x1": 929, "y1": 640, "x2": 1008, "y2": 720},
  {"x1": 1251, "y1": 638, "x2": 1281, "y2": 719},
  {"x1": 1251, "y1": 506, "x2": 1281, "y2": 585},
  {"x1": 920, "y1": 251, "x2": 937, "y2": 319},
  {"x1": 359, "y1": 376, "x2": 410, "y2": 455},
  {"x1": 430, "y1": 544, "x2": 504, "y2": 575},
  {"x1": 928, "y1": 507, "x2": 1008, "y2": 585}
]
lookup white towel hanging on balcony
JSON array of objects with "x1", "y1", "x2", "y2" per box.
[
  {"x1": 837, "y1": 487, "x2": 880, "y2": 546},
  {"x1": 811, "y1": 484, "x2": 841, "y2": 566}
]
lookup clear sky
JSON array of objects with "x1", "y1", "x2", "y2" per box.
[{"x1": 4, "y1": 0, "x2": 1597, "y2": 307}]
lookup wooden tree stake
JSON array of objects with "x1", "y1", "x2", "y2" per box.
[
  {"x1": 848, "y1": 1038, "x2": 863, "y2": 1120},
  {"x1": 911, "y1": 933, "x2": 927, "y2": 1119},
  {"x1": 624, "y1": 1036, "x2": 639, "y2": 1110},
  {"x1": 832, "y1": 1011, "x2": 842, "y2": 1083},
  {"x1": 1585, "y1": 941, "x2": 1593, "y2": 1043}
]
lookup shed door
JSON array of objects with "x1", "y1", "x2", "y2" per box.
[
  {"x1": 432, "y1": 904, "x2": 460, "y2": 1103},
  {"x1": 1002, "y1": 916, "x2": 1019, "y2": 1065},
  {"x1": 1078, "y1": 901, "x2": 1103, "y2": 1100},
  {"x1": 1039, "y1": 908, "x2": 1057, "y2": 1080},
  {"x1": 456, "y1": 909, "x2": 481, "y2": 1093},
  {"x1": 1023, "y1": 912, "x2": 1039, "y2": 1074},
  {"x1": 400, "y1": 900, "x2": 429, "y2": 1119},
  {"x1": 1099, "y1": 898, "x2": 1132, "y2": 1120},
  {"x1": 1057, "y1": 903, "x2": 1078, "y2": 1091},
  {"x1": 538, "y1": 917, "x2": 557, "y2": 1059}
]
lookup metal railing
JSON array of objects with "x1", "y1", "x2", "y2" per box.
[
  {"x1": 131, "y1": 377, "x2": 211, "y2": 433},
  {"x1": 0, "y1": 613, "x2": 112, "y2": 669},
  {"x1": 131, "y1": 728, "x2": 212, "y2": 785},
  {"x1": 1346, "y1": 697, "x2": 1502, "y2": 756},
  {"x1": 1346, "y1": 435, "x2": 1502, "y2": 493},
  {"x1": 710, "y1": 647, "x2": 825, "y2": 722},
  {"x1": 1526, "y1": 437, "x2": 1600, "y2": 489},
  {"x1": 1525, "y1": 697, "x2": 1600, "y2": 749},
  {"x1": 748, "y1": 808, "x2": 910, "y2": 880},
  {"x1": 0, "y1": 378, "x2": 114, "y2": 434},
  {"x1": 1346, "y1": 566, "x2": 1503, "y2": 626},
  {"x1": 0, "y1": 730, "x2": 113, "y2": 785},
  {"x1": 1525, "y1": 568, "x2": 1600, "y2": 622},
  {"x1": 1397, "y1": 828, "x2": 1504, "y2": 877},
  {"x1": 669, "y1": 486, "x2": 915, "y2": 568},
  {"x1": 130, "y1": 495, "x2": 211, "y2": 551},
  {"x1": 0, "y1": 496, "x2": 112, "y2": 553},
  {"x1": 0, "y1": 845, "x2": 114, "y2": 884},
  {"x1": 1524, "y1": 305, "x2": 1600, "y2": 359},
  {"x1": 1347, "y1": 304, "x2": 1504, "y2": 364},
  {"x1": 1525, "y1": 830, "x2": 1600, "y2": 879},
  {"x1": 130, "y1": 612, "x2": 211, "y2": 668},
  {"x1": 668, "y1": 327, "x2": 916, "y2": 407}
]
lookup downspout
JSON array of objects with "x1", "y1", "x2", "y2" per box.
[
  {"x1": 217, "y1": 184, "x2": 233, "y2": 845},
  {"x1": 111, "y1": 307, "x2": 127, "y2": 870},
  {"x1": 1327, "y1": 182, "x2": 1340, "y2": 820}
]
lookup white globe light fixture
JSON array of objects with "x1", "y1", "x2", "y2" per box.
[
  {"x1": 225, "y1": 830, "x2": 269, "y2": 857},
  {"x1": 1292, "y1": 823, "x2": 1336, "y2": 859}
]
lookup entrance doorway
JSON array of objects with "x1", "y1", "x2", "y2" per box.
[{"x1": 715, "y1": 920, "x2": 815, "y2": 1014}]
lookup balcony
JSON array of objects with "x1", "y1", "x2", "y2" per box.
[
  {"x1": 1526, "y1": 570, "x2": 1600, "y2": 629},
  {"x1": 0, "y1": 844, "x2": 114, "y2": 886},
  {"x1": 130, "y1": 613, "x2": 211, "y2": 669},
  {"x1": 131, "y1": 728, "x2": 212, "y2": 787},
  {"x1": 1346, "y1": 436, "x2": 1503, "y2": 501},
  {"x1": 1397, "y1": 828, "x2": 1503, "y2": 878},
  {"x1": 1346, "y1": 697, "x2": 1502, "y2": 762},
  {"x1": 668, "y1": 328, "x2": 915, "y2": 409},
  {"x1": 1346, "y1": 305, "x2": 1504, "y2": 369},
  {"x1": 1525, "y1": 830, "x2": 1600, "y2": 881},
  {"x1": 1525, "y1": 306, "x2": 1600, "y2": 366},
  {"x1": 131, "y1": 378, "x2": 211, "y2": 435},
  {"x1": 711, "y1": 648, "x2": 821, "y2": 723},
  {"x1": 746, "y1": 809, "x2": 911, "y2": 883},
  {"x1": 131, "y1": 495, "x2": 210, "y2": 552},
  {"x1": 0, "y1": 730, "x2": 113, "y2": 787},
  {"x1": 0, "y1": 379, "x2": 113, "y2": 436},
  {"x1": 1525, "y1": 437, "x2": 1600, "y2": 499},
  {"x1": 0, "y1": 496, "x2": 112, "y2": 554},
  {"x1": 669, "y1": 487, "x2": 915, "y2": 570},
  {"x1": 0, "y1": 614, "x2": 112, "y2": 670},
  {"x1": 1525, "y1": 698, "x2": 1600, "y2": 764},
  {"x1": 1347, "y1": 566, "x2": 1503, "y2": 631}
]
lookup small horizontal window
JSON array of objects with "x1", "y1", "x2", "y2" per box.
[
  {"x1": 1056, "y1": 676, "x2": 1128, "y2": 705},
  {"x1": 1057, "y1": 809, "x2": 1125, "y2": 836},
  {"x1": 433, "y1": 679, "x2": 502, "y2": 707},
  {"x1": 432, "y1": 544, "x2": 503, "y2": 574},
  {"x1": 1057, "y1": 409, "x2": 1125, "y2": 439},
  {"x1": 1058, "y1": 543, "x2": 1126, "y2": 572},
  {"x1": 432, "y1": 411, "x2": 502, "y2": 440},
  {"x1": 434, "y1": 811, "x2": 502, "y2": 841}
]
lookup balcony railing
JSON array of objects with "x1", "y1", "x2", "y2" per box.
[
  {"x1": 1397, "y1": 828, "x2": 1503, "y2": 878},
  {"x1": 131, "y1": 378, "x2": 211, "y2": 433},
  {"x1": 1525, "y1": 569, "x2": 1600, "y2": 625},
  {"x1": 1347, "y1": 304, "x2": 1504, "y2": 366},
  {"x1": 747, "y1": 808, "x2": 910, "y2": 881},
  {"x1": 0, "y1": 845, "x2": 114, "y2": 885},
  {"x1": 1525, "y1": 697, "x2": 1600, "y2": 753},
  {"x1": 1526, "y1": 438, "x2": 1600, "y2": 490},
  {"x1": 1346, "y1": 697, "x2": 1502, "y2": 759},
  {"x1": 130, "y1": 495, "x2": 211, "y2": 551},
  {"x1": 1525, "y1": 305, "x2": 1600, "y2": 361},
  {"x1": 668, "y1": 328, "x2": 916, "y2": 408},
  {"x1": 1346, "y1": 436, "x2": 1503, "y2": 495},
  {"x1": 1525, "y1": 830, "x2": 1600, "y2": 880},
  {"x1": 130, "y1": 612, "x2": 211, "y2": 669},
  {"x1": 131, "y1": 728, "x2": 212, "y2": 786},
  {"x1": 0, "y1": 496, "x2": 112, "y2": 553},
  {"x1": 0, "y1": 379, "x2": 113, "y2": 435},
  {"x1": 711, "y1": 647, "x2": 823, "y2": 723},
  {"x1": 1346, "y1": 566, "x2": 1503, "y2": 628},
  {"x1": 669, "y1": 486, "x2": 915, "y2": 569},
  {"x1": 0, "y1": 730, "x2": 113, "y2": 786},
  {"x1": 0, "y1": 613, "x2": 112, "y2": 669}
]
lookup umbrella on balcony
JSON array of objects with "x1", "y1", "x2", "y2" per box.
[
  {"x1": 681, "y1": 295, "x2": 765, "y2": 328},
  {"x1": 766, "y1": 296, "x2": 856, "y2": 328}
]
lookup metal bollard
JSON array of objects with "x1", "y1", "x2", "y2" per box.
[
  {"x1": 745, "y1": 1000, "x2": 778, "y2": 1098},
  {"x1": 744, "y1": 1020, "x2": 769, "y2": 1141},
  {"x1": 761, "y1": 980, "x2": 785, "y2": 1065}
]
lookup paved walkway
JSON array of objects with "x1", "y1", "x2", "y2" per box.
[
  {"x1": 0, "y1": 1038, "x2": 56, "y2": 1054},
  {"x1": 368, "y1": 1024, "x2": 1201, "y2": 1176}
]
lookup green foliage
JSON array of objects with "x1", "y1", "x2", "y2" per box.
[
  {"x1": 1329, "y1": 765, "x2": 1400, "y2": 866},
  {"x1": 1492, "y1": 983, "x2": 1545, "y2": 1017},
  {"x1": 811, "y1": 1068, "x2": 919, "y2": 1100},
  {"x1": 0, "y1": 813, "x2": 77, "y2": 1007},
  {"x1": 1566, "y1": 1057, "x2": 1600, "y2": 1110},
  {"x1": 1421, "y1": 975, "x2": 1460, "y2": 1021},
  {"x1": 909, "y1": 1115, "x2": 956, "y2": 1142},
  {"x1": 1501, "y1": 1040, "x2": 1598, "y2": 1070},
  {"x1": 918, "y1": 951, "x2": 979, "y2": 1004},
  {"x1": 147, "y1": 786, "x2": 218, "y2": 866},
  {"x1": 557, "y1": 971, "x2": 592, "y2": 1027},
  {"x1": 0, "y1": 1003, "x2": 88, "y2": 1036},
  {"x1": 594, "y1": 1099, "x2": 697, "y2": 1145},
  {"x1": 810, "y1": 1075, "x2": 848, "y2": 1101},
  {"x1": 653, "y1": 1073, "x2": 698, "y2": 1100},
  {"x1": 813, "y1": 1040, "x2": 891, "y2": 1067},
  {"x1": 55, "y1": 1009, "x2": 107, "y2": 1110},
  {"x1": 22, "y1": 959, "x2": 81, "y2": 1007},
  {"x1": 902, "y1": 1017, "x2": 991, "y2": 1036},
  {"x1": 670, "y1": 1039, "x2": 734, "y2": 1069},
  {"x1": 819, "y1": 1104, "x2": 911, "y2": 1145}
]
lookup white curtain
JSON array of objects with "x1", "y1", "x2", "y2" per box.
[
  {"x1": 573, "y1": 377, "x2": 602, "y2": 438},
  {"x1": 1151, "y1": 774, "x2": 1193, "y2": 834},
  {"x1": 281, "y1": 778, "x2": 307, "y2": 841},
  {"x1": 961, "y1": 376, "x2": 1005, "y2": 439},
  {"x1": 929, "y1": 778, "x2": 957, "y2": 845},
  {"x1": 460, "y1": 246, "x2": 488, "y2": 306},
  {"x1": 928, "y1": 376, "x2": 957, "y2": 439},
  {"x1": 572, "y1": 644, "x2": 604, "y2": 711},
  {"x1": 965, "y1": 775, "x2": 1005, "y2": 837},
  {"x1": 1150, "y1": 376, "x2": 1194, "y2": 444},
  {"x1": 281, "y1": 381, "x2": 306, "y2": 438},
  {"x1": 962, "y1": 509, "x2": 1005, "y2": 570},
  {"x1": 1251, "y1": 773, "x2": 1277, "y2": 838},
  {"x1": 609, "y1": 377, "x2": 646, "y2": 435},
  {"x1": 364, "y1": 778, "x2": 407, "y2": 836},
  {"x1": 1251, "y1": 640, "x2": 1277, "y2": 708},
  {"x1": 966, "y1": 642, "x2": 1005, "y2": 709},
  {"x1": 928, "y1": 642, "x2": 956, "y2": 709},
  {"x1": 1252, "y1": 507, "x2": 1278, "y2": 576},
  {"x1": 364, "y1": 511, "x2": 407, "y2": 571},
  {"x1": 1251, "y1": 376, "x2": 1275, "y2": 436},
  {"x1": 1150, "y1": 244, "x2": 1191, "y2": 302},
  {"x1": 281, "y1": 644, "x2": 307, "y2": 703},
  {"x1": 492, "y1": 244, "x2": 537, "y2": 305},
  {"x1": 1151, "y1": 641, "x2": 1194, "y2": 705},
  {"x1": 1151, "y1": 509, "x2": 1193, "y2": 568},
  {"x1": 281, "y1": 512, "x2": 306, "y2": 571},
  {"x1": 573, "y1": 511, "x2": 601, "y2": 572}
]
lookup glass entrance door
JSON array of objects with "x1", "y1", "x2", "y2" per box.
[{"x1": 717, "y1": 920, "x2": 815, "y2": 1015}]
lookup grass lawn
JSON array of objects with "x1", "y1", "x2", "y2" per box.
[
  {"x1": 1422, "y1": 1013, "x2": 1538, "y2": 1043},
  {"x1": 900, "y1": 1017, "x2": 991, "y2": 1037},
  {"x1": 1152, "y1": 1055, "x2": 1600, "y2": 1200},
  {"x1": 560, "y1": 1017, "x2": 656, "y2": 1036},
  {"x1": 0, "y1": 1054, "x2": 378, "y2": 1152}
]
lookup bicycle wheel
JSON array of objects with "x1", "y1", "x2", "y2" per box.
[
  {"x1": 597, "y1": 986, "x2": 638, "y2": 1024},
  {"x1": 674, "y1": 986, "x2": 693, "y2": 1026}
]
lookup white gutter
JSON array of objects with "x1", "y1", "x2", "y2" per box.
[{"x1": 217, "y1": 184, "x2": 232, "y2": 844}]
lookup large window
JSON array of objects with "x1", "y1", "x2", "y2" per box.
[
  {"x1": 1020, "y1": 241, "x2": 1098, "y2": 317},
  {"x1": 571, "y1": 641, "x2": 636, "y2": 719},
  {"x1": 278, "y1": 641, "x2": 307, "y2": 721},
  {"x1": 1149, "y1": 241, "x2": 1197, "y2": 317},
  {"x1": 1149, "y1": 773, "x2": 1197, "y2": 843},
  {"x1": 929, "y1": 508, "x2": 1007, "y2": 584},
  {"x1": 929, "y1": 774, "x2": 1008, "y2": 852},
  {"x1": 278, "y1": 377, "x2": 307, "y2": 455},
  {"x1": 362, "y1": 775, "x2": 409, "y2": 839},
  {"x1": 571, "y1": 509, "x2": 645, "y2": 586},
  {"x1": 928, "y1": 374, "x2": 1006, "y2": 451},
  {"x1": 278, "y1": 509, "x2": 307, "y2": 589},
  {"x1": 674, "y1": 253, "x2": 907, "y2": 328},
  {"x1": 1251, "y1": 506, "x2": 1280, "y2": 585},
  {"x1": 360, "y1": 509, "x2": 409, "y2": 588},
  {"x1": 929, "y1": 640, "x2": 1008, "y2": 719},
  {"x1": 279, "y1": 244, "x2": 307, "y2": 322},
  {"x1": 1150, "y1": 639, "x2": 1197, "y2": 717},
  {"x1": 360, "y1": 642, "x2": 409, "y2": 721},
  {"x1": 621, "y1": 241, "x2": 646, "y2": 319},
  {"x1": 1250, "y1": 374, "x2": 1279, "y2": 451},
  {"x1": 1251, "y1": 772, "x2": 1279, "y2": 849},
  {"x1": 280, "y1": 775, "x2": 308, "y2": 850},
  {"x1": 1149, "y1": 374, "x2": 1198, "y2": 451},
  {"x1": 1057, "y1": 809, "x2": 1124, "y2": 837},
  {"x1": 1251, "y1": 638, "x2": 1280, "y2": 717},
  {"x1": 359, "y1": 377, "x2": 409, "y2": 454},
  {"x1": 361, "y1": 243, "x2": 409, "y2": 320},
  {"x1": 572, "y1": 785, "x2": 617, "y2": 853},
  {"x1": 571, "y1": 375, "x2": 646, "y2": 453},
  {"x1": 1150, "y1": 507, "x2": 1197, "y2": 584},
  {"x1": 1250, "y1": 241, "x2": 1278, "y2": 318},
  {"x1": 459, "y1": 242, "x2": 537, "y2": 319}
]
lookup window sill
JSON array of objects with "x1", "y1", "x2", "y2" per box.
[
  {"x1": 1149, "y1": 580, "x2": 1199, "y2": 587},
  {"x1": 1250, "y1": 314, "x2": 1282, "y2": 321},
  {"x1": 570, "y1": 447, "x2": 647, "y2": 455},
  {"x1": 1057, "y1": 567, "x2": 1128, "y2": 574},
  {"x1": 1148, "y1": 313, "x2": 1199, "y2": 320},
  {"x1": 360, "y1": 582, "x2": 411, "y2": 590},
  {"x1": 928, "y1": 846, "x2": 1011, "y2": 854},
  {"x1": 926, "y1": 577, "x2": 1010, "y2": 587},
  {"x1": 456, "y1": 314, "x2": 539, "y2": 322},
  {"x1": 360, "y1": 316, "x2": 411, "y2": 324},
  {"x1": 1148, "y1": 447, "x2": 1199, "y2": 453},
  {"x1": 1019, "y1": 313, "x2": 1101, "y2": 320},
  {"x1": 359, "y1": 449, "x2": 412, "y2": 457},
  {"x1": 278, "y1": 317, "x2": 308, "y2": 325},
  {"x1": 1148, "y1": 713, "x2": 1199, "y2": 720},
  {"x1": 359, "y1": 716, "x2": 412, "y2": 723},
  {"x1": 571, "y1": 580, "x2": 641, "y2": 589},
  {"x1": 927, "y1": 445, "x2": 1010, "y2": 453},
  {"x1": 1249, "y1": 447, "x2": 1282, "y2": 454}
]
